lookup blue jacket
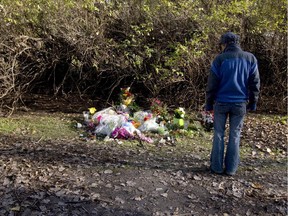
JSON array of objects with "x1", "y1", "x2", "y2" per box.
[{"x1": 206, "y1": 44, "x2": 260, "y2": 110}]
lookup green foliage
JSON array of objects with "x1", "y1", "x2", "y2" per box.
[{"x1": 0, "y1": 0, "x2": 286, "y2": 112}]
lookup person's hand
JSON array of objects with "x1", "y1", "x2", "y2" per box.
[{"x1": 247, "y1": 102, "x2": 256, "y2": 111}]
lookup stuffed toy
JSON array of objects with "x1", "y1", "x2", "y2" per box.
[{"x1": 173, "y1": 107, "x2": 185, "y2": 129}]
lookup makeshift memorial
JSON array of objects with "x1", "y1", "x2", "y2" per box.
[
  {"x1": 76, "y1": 88, "x2": 207, "y2": 144},
  {"x1": 78, "y1": 103, "x2": 155, "y2": 143}
]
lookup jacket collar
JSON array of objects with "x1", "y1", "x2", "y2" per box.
[{"x1": 223, "y1": 44, "x2": 242, "y2": 53}]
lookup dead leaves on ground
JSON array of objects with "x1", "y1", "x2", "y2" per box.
[
  {"x1": 0, "y1": 113, "x2": 287, "y2": 215},
  {"x1": 242, "y1": 114, "x2": 287, "y2": 159}
]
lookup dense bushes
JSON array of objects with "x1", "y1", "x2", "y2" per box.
[{"x1": 0, "y1": 0, "x2": 286, "y2": 113}]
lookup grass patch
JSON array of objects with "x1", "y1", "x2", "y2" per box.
[
  {"x1": 0, "y1": 112, "x2": 79, "y2": 140},
  {"x1": 0, "y1": 111, "x2": 214, "y2": 161},
  {"x1": 1, "y1": 112, "x2": 285, "y2": 161}
]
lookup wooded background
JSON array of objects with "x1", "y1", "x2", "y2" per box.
[{"x1": 0, "y1": 0, "x2": 286, "y2": 113}]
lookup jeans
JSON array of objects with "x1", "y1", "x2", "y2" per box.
[{"x1": 210, "y1": 102, "x2": 246, "y2": 175}]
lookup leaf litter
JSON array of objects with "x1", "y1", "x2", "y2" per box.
[{"x1": 0, "y1": 113, "x2": 287, "y2": 215}]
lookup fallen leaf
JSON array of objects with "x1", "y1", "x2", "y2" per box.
[
  {"x1": 104, "y1": 169, "x2": 113, "y2": 174},
  {"x1": 92, "y1": 193, "x2": 100, "y2": 199},
  {"x1": 55, "y1": 190, "x2": 66, "y2": 197},
  {"x1": 187, "y1": 194, "x2": 196, "y2": 199},
  {"x1": 266, "y1": 148, "x2": 272, "y2": 153},
  {"x1": 193, "y1": 175, "x2": 202, "y2": 181},
  {"x1": 3, "y1": 178, "x2": 10, "y2": 186},
  {"x1": 126, "y1": 180, "x2": 136, "y2": 187},
  {"x1": 90, "y1": 183, "x2": 98, "y2": 188},
  {"x1": 115, "y1": 196, "x2": 125, "y2": 204},
  {"x1": 105, "y1": 183, "x2": 112, "y2": 188},
  {"x1": 58, "y1": 166, "x2": 65, "y2": 172},
  {"x1": 161, "y1": 193, "x2": 168, "y2": 198},
  {"x1": 138, "y1": 187, "x2": 144, "y2": 191},
  {"x1": 10, "y1": 206, "x2": 21, "y2": 211},
  {"x1": 134, "y1": 196, "x2": 142, "y2": 201},
  {"x1": 251, "y1": 182, "x2": 263, "y2": 189},
  {"x1": 42, "y1": 199, "x2": 50, "y2": 204}
]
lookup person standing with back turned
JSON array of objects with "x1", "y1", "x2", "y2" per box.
[{"x1": 205, "y1": 32, "x2": 260, "y2": 176}]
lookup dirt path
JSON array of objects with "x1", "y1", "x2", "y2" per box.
[{"x1": 0, "y1": 114, "x2": 287, "y2": 215}]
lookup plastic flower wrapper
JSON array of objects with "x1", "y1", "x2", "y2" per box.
[{"x1": 133, "y1": 111, "x2": 153, "y2": 127}]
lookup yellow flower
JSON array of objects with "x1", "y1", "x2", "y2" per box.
[
  {"x1": 89, "y1": 107, "x2": 97, "y2": 114},
  {"x1": 123, "y1": 97, "x2": 133, "y2": 106}
]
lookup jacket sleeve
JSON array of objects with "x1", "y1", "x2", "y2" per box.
[
  {"x1": 205, "y1": 70, "x2": 220, "y2": 110},
  {"x1": 248, "y1": 64, "x2": 260, "y2": 104}
]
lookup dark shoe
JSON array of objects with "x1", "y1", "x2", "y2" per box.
[
  {"x1": 210, "y1": 169, "x2": 223, "y2": 175},
  {"x1": 224, "y1": 171, "x2": 236, "y2": 176}
]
